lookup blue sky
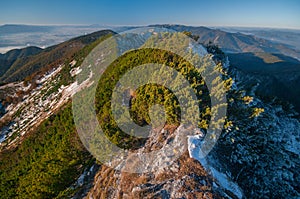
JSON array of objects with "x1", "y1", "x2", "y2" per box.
[{"x1": 1, "y1": 0, "x2": 300, "y2": 29}]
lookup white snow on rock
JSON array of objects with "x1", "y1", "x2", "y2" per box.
[
  {"x1": 0, "y1": 61, "x2": 94, "y2": 146},
  {"x1": 70, "y1": 60, "x2": 77, "y2": 67},
  {"x1": 70, "y1": 67, "x2": 82, "y2": 77},
  {"x1": 188, "y1": 135, "x2": 243, "y2": 199},
  {"x1": 188, "y1": 42, "x2": 208, "y2": 57}
]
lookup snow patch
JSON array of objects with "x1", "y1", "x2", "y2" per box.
[
  {"x1": 70, "y1": 67, "x2": 82, "y2": 77},
  {"x1": 188, "y1": 135, "x2": 243, "y2": 199}
]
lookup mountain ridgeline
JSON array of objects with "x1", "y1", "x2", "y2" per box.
[
  {"x1": 0, "y1": 26, "x2": 299, "y2": 198},
  {"x1": 150, "y1": 24, "x2": 300, "y2": 60}
]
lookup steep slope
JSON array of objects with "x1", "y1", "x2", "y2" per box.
[
  {"x1": 0, "y1": 30, "x2": 115, "y2": 198},
  {"x1": 186, "y1": 44, "x2": 300, "y2": 198},
  {"x1": 0, "y1": 30, "x2": 115, "y2": 147},
  {"x1": 228, "y1": 52, "x2": 300, "y2": 113},
  {"x1": 0, "y1": 104, "x2": 93, "y2": 198},
  {"x1": 209, "y1": 67, "x2": 300, "y2": 198}
]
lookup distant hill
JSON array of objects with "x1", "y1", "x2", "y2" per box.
[
  {"x1": 228, "y1": 52, "x2": 300, "y2": 74},
  {"x1": 218, "y1": 27, "x2": 300, "y2": 51},
  {"x1": 150, "y1": 25, "x2": 300, "y2": 60},
  {"x1": 228, "y1": 52, "x2": 300, "y2": 112},
  {"x1": 0, "y1": 46, "x2": 42, "y2": 77},
  {"x1": 0, "y1": 30, "x2": 115, "y2": 83}
]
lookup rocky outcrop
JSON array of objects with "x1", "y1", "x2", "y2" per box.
[{"x1": 86, "y1": 126, "x2": 225, "y2": 199}]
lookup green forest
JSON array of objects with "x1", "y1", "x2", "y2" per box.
[
  {"x1": 95, "y1": 48, "x2": 213, "y2": 149},
  {"x1": 0, "y1": 104, "x2": 93, "y2": 198}
]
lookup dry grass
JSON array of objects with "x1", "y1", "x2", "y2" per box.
[{"x1": 254, "y1": 52, "x2": 283, "y2": 64}]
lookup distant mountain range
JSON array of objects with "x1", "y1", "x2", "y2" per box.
[
  {"x1": 1, "y1": 24, "x2": 300, "y2": 59},
  {"x1": 150, "y1": 25, "x2": 300, "y2": 60},
  {"x1": 0, "y1": 24, "x2": 300, "y2": 112},
  {"x1": 217, "y1": 26, "x2": 300, "y2": 51}
]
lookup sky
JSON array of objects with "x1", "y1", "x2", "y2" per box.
[{"x1": 1, "y1": 0, "x2": 300, "y2": 29}]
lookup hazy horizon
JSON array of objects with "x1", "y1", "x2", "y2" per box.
[
  {"x1": 1, "y1": 23, "x2": 300, "y2": 54},
  {"x1": 1, "y1": 0, "x2": 300, "y2": 29},
  {"x1": 1, "y1": 23, "x2": 300, "y2": 31}
]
